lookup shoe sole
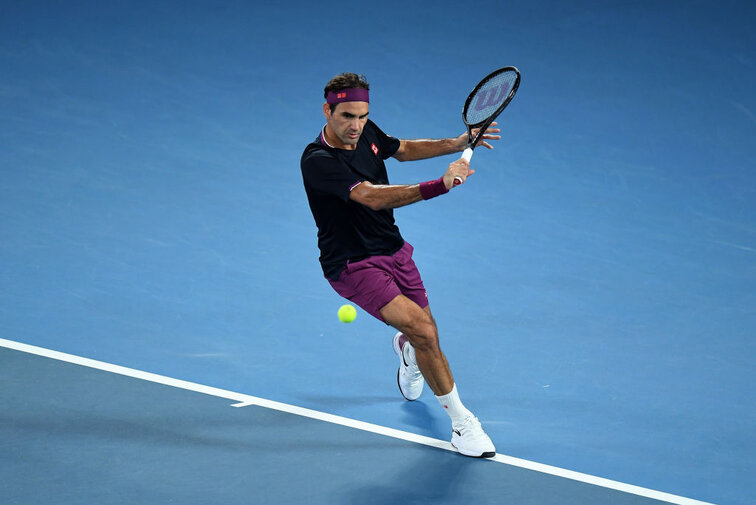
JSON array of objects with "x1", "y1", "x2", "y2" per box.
[
  {"x1": 450, "y1": 439, "x2": 496, "y2": 459},
  {"x1": 396, "y1": 368, "x2": 416, "y2": 401}
]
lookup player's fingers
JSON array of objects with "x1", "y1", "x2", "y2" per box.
[{"x1": 453, "y1": 167, "x2": 474, "y2": 186}]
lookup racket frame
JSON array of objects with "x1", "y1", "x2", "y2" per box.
[{"x1": 461, "y1": 66, "x2": 520, "y2": 162}]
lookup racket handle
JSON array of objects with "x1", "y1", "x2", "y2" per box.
[{"x1": 454, "y1": 148, "x2": 474, "y2": 185}]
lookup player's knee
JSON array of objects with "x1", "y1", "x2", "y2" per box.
[{"x1": 405, "y1": 315, "x2": 439, "y2": 352}]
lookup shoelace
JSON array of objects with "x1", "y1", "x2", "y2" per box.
[{"x1": 455, "y1": 416, "x2": 485, "y2": 438}]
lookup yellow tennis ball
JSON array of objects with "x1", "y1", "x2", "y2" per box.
[{"x1": 338, "y1": 304, "x2": 357, "y2": 323}]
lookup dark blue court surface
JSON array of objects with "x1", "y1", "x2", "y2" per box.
[
  {"x1": 1, "y1": 1, "x2": 754, "y2": 505},
  {"x1": 2, "y1": 346, "x2": 671, "y2": 505}
]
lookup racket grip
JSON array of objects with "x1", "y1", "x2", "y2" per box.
[{"x1": 454, "y1": 148, "x2": 473, "y2": 185}]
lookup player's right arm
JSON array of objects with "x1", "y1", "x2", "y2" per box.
[
  {"x1": 349, "y1": 158, "x2": 473, "y2": 211},
  {"x1": 349, "y1": 182, "x2": 424, "y2": 211}
]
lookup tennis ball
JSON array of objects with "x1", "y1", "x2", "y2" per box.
[{"x1": 338, "y1": 304, "x2": 357, "y2": 323}]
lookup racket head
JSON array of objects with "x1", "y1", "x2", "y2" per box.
[{"x1": 462, "y1": 66, "x2": 520, "y2": 147}]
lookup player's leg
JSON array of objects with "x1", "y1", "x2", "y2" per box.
[
  {"x1": 328, "y1": 258, "x2": 429, "y2": 400},
  {"x1": 326, "y1": 246, "x2": 495, "y2": 457},
  {"x1": 379, "y1": 294, "x2": 453, "y2": 395},
  {"x1": 381, "y1": 295, "x2": 496, "y2": 457}
]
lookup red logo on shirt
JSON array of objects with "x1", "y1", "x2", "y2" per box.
[{"x1": 371, "y1": 143, "x2": 379, "y2": 155}]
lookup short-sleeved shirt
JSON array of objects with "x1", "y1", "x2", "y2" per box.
[{"x1": 301, "y1": 119, "x2": 403, "y2": 280}]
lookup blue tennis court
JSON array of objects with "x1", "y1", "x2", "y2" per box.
[{"x1": 1, "y1": 1, "x2": 754, "y2": 504}]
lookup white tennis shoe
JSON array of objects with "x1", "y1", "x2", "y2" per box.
[
  {"x1": 451, "y1": 416, "x2": 496, "y2": 458},
  {"x1": 392, "y1": 332, "x2": 424, "y2": 401}
]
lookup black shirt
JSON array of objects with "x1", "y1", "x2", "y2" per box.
[{"x1": 301, "y1": 119, "x2": 403, "y2": 280}]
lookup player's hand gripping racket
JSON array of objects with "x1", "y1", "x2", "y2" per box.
[{"x1": 454, "y1": 66, "x2": 520, "y2": 186}]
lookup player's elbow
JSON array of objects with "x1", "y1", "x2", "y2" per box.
[
  {"x1": 350, "y1": 182, "x2": 387, "y2": 211},
  {"x1": 363, "y1": 198, "x2": 386, "y2": 211},
  {"x1": 392, "y1": 141, "x2": 411, "y2": 162},
  {"x1": 392, "y1": 151, "x2": 410, "y2": 162}
]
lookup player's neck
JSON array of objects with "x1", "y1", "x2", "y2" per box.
[{"x1": 322, "y1": 125, "x2": 357, "y2": 151}]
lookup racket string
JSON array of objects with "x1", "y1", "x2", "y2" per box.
[{"x1": 464, "y1": 70, "x2": 518, "y2": 125}]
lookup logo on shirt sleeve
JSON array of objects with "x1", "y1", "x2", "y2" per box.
[{"x1": 371, "y1": 143, "x2": 379, "y2": 156}]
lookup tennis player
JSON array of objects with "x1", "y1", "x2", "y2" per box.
[{"x1": 300, "y1": 72, "x2": 499, "y2": 458}]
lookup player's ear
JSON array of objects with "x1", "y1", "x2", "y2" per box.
[{"x1": 322, "y1": 102, "x2": 331, "y2": 120}]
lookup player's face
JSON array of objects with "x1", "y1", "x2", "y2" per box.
[{"x1": 323, "y1": 101, "x2": 369, "y2": 149}]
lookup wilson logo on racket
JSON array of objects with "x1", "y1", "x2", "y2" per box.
[
  {"x1": 454, "y1": 66, "x2": 520, "y2": 185},
  {"x1": 371, "y1": 143, "x2": 379, "y2": 155},
  {"x1": 474, "y1": 84, "x2": 510, "y2": 111}
]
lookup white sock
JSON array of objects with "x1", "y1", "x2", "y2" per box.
[{"x1": 436, "y1": 384, "x2": 473, "y2": 426}]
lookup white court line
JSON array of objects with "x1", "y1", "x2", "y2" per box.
[{"x1": 0, "y1": 337, "x2": 716, "y2": 505}]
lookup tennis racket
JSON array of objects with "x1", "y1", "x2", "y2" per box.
[{"x1": 454, "y1": 66, "x2": 520, "y2": 185}]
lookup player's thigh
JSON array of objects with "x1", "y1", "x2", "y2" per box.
[
  {"x1": 392, "y1": 242, "x2": 430, "y2": 310},
  {"x1": 380, "y1": 294, "x2": 436, "y2": 339}
]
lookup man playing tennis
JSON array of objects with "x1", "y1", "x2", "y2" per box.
[{"x1": 301, "y1": 72, "x2": 499, "y2": 458}]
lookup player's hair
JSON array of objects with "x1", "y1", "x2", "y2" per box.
[{"x1": 324, "y1": 72, "x2": 369, "y2": 112}]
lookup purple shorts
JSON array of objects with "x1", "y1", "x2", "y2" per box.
[{"x1": 328, "y1": 241, "x2": 428, "y2": 323}]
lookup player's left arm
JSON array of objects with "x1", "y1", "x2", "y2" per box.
[{"x1": 392, "y1": 123, "x2": 501, "y2": 162}]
